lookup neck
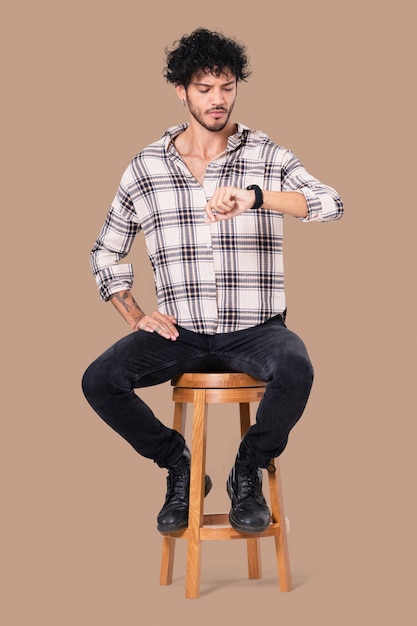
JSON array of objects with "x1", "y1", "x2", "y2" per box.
[{"x1": 180, "y1": 118, "x2": 237, "y2": 159}]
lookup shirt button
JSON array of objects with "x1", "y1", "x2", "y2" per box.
[{"x1": 206, "y1": 243, "x2": 212, "y2": 248}]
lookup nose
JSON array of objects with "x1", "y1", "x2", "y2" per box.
[{"x1": 211, "y1": 88, "x2": 225, "y2": 106}]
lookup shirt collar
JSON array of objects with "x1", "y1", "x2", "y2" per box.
[{"x1": 164, "y1": 123, "x2": 249, "y2": 152}]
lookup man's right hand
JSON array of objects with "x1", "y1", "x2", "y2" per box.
[
  {"x1": 110, "y1": 291, "x2": 179, "y2": 341},
  {"x1": 133, "y1": 311, "x2": 179, "y2": 341}
]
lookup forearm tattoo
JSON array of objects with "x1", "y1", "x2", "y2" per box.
[{"x1": 115, "y1": 292, "x2": 142, "y2": 316}]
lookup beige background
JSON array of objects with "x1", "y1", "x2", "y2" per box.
[{"x1": 2, "y1": 0, "x2": 415, "y2": 624}]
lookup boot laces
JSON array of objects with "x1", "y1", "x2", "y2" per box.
[
  {"x1": 166, "y1": 458, "x2": 189, "y2": 499},
  {"x1": 238, "y1": 460, "x2": 260, "y2": 498}
]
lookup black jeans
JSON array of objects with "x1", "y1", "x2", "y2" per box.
[{"x1": 82, "y1": 315, "x2": 314, "y2": 469}]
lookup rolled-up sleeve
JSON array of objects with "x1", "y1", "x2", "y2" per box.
[
  {"x1": 90, "y1": 177, "x2": 141, "y2": 301},
  {"x1": 281, "y1": 150, "x2": 344, "y2": 222}
]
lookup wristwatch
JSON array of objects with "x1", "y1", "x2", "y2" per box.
[{"x1": 245, "y1": 184, "x2": 263, "y2": 210}]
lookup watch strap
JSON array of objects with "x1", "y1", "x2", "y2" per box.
[{"x1": 246, "y1": 184, "x2": 263, "y2": 210}]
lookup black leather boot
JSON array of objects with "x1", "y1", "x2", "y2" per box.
[
  {"x1": 157, "y1": 446, "x2": 212, "y2": 533},
  {"x1": 226, "y1": 446, "x2": 271, "y2": 533}
]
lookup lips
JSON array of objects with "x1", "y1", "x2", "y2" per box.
[{"x1": 208, "y1": 109, "x2": 226, "y2": 118}]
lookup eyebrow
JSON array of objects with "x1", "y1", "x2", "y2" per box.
[{"x1": 192, "y1": 79, "x2": 236, "y2": 88}]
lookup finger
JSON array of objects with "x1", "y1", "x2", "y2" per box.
[
  {"x1": 205, "y1": 193, "x2": 233, "y2": 223},
  {"x1": 152, "y1": 316, "x2": 179, "y2": 340},
  {"x1": 213, "y1": 189, "x2": 236, "y2": 213},
  {"x1": 157, "y1": 325, "x2": 179, "y2": 340},
  {"x1": 204, "y1": 199, "x2": 218, "y2": 223}
]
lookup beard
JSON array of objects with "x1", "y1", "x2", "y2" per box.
[{"x1": 186, "y1": 99, "x2": 235, "y2": 132}]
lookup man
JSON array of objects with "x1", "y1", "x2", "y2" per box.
[{"x1": 82, "y1": 28, "x2": 343, "y2": 535}]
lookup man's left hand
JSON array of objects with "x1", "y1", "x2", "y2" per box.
[{"x1": 204, "y1": 186, "x2": 256, "y2": 223}]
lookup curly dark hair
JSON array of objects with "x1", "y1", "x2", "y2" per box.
[{"x1": 164, "y1": 28, "x2": 251, "y2": 87}]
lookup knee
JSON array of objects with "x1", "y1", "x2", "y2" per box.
[
  {"x1": 82, "y1": 356, "x2": 117, "y2": 405},
  {"x1": 270, "y1": 343, "x2": 314, "y2": 389},
  {"x1": 285, "y1": 352, "x2": 313, "y2": 385},
  {"x1": 294, "y1": 342, "x2": 313, "y2": 376},
  {"x1": 82, "y1": 351, "x2": 134, "y2": 405},
  {"x1": 81, "y1": 361, "x2": 101, "y2": 405}
]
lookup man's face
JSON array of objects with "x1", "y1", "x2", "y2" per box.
[{"x1": 179, "y1": 69, "x2": 237, "y2": 132}]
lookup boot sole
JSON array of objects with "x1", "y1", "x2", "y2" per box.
[
  {"x1": 228, "y1": 512, "x2": 270, "y2": 534},
  {"x1": 157, "y1": 519, "x2": 188, "y2": 533}
]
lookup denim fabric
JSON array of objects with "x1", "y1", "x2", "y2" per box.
[{"x1": 82, "y1": 315, "x2": 314, "y2": 468}]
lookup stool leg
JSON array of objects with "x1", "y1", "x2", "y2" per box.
[
  {"x1": 268, "y1": 459, "x2": 292, "y2": 591},
  {"x1": 160, "y1": 537, "x2": 176, "y2": 586},
  {"x1": 239, "y1": 402, "x2": 262, "y2": 580},
  {"x1": 159, "y1": 402, "x2": 187, "y2": 586},
  {"x1": 185, "y1": 389, "x2": 207, "y2": 599}
]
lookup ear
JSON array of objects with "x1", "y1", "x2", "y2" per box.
[{"x1": 175, "y1": 84, "x2": 186, "y2": 103}]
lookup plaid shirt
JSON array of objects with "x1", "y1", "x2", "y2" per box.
[{"x1": 91, "y1": 123, "x2": 343, "y2": 334}]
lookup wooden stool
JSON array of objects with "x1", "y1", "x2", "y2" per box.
[{"x1": 159, "y1": 373, "x2": 292, "y2": 598}]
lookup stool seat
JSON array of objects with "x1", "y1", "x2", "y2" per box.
[
  {"x1": 172, "y1": 372, "x2": 266, "y2": 388},
  {"x1": 171, "y1": 372, "x2": 266, "y2": 404},
  {"x1": 160, "y1": 372, "x2": 292, "y2": 598}
]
